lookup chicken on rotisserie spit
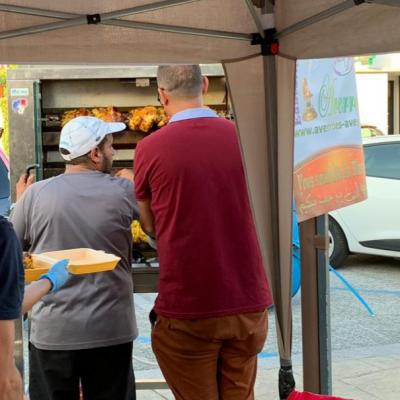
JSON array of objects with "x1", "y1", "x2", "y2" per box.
[
  {"x1": 61, "y1": 108, "x2": 93, "y2": 127},
  {"x1": 91, "y1": 106, "x2": 124, "y2": 122},
  {"x1": 128, "y1": 106, "x2": 169, "y2": 132}
]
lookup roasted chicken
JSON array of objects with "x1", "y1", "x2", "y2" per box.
[
  {"x1": 61, "y1": 108, "x2": 93, "y2": 127},
  {"x1": 92, "y1": 106, "x2": 124, "y2": 122},
  {"x1": 128, "y1": 106, "x2": 169, "y2": 132},
  {"x1": 131, "y1": 220, "x2": 149, "y2": 244}
]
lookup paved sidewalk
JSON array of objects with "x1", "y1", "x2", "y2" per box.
[{"x1": 136, "y1": 343, "x2": 400, "y2": 399}]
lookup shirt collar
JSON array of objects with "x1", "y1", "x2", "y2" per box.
[{"x1": 169, "y1": 107, "x2": 218, "y2": 123}]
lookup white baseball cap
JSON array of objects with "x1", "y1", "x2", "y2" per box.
[{"x1": 59, "y1": 116, "x2": 126, "y2": 161}]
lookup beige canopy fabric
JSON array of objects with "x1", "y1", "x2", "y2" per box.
[
  {"x1": 276, "y1": 1, "x2": 400, "y2": 59},
  {"x1": 224, "y1": 55, "x2": 295, "y2": 364},
  {"x1": 3, "y1": 0, "x2": 400, "y2": 396},
  {"x1": 0, "y1": 1, "x2": 400, "y2": 63},
  {"x1": 0, "y1": 0, "x2": 260, "y2": 63}
]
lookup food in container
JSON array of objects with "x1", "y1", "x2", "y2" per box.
[{"x1": 24, "y1": 248, "x2": 120, "y2": 283}]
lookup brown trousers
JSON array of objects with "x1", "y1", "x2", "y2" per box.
[{"x1": 151, "y1": 311, "x2": 268, "y2": 400}]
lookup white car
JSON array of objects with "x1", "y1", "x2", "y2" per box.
[{"x1": 329, "y1": 135, "x2": 400, "y2": 267}]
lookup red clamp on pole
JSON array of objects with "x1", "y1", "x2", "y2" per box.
[{"x1": 251, "y1": 28, "x2": 279, "y2": 56}]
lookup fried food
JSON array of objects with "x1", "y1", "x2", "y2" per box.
[
  {"x1": 92, "y1": 106, "x2": 124, "y2": 122},
  {"x1": 61, "y1": 108, "x2": 93, "y2": 127},
  {"x1": 216, "y1": 109, "x2": 233, "y2": 120},
  {"x1": 23, "y1": 253, "x2": 33, "y2": 269},
  {"x1": 131, "y1": 220, "x2": 149, "y2": 244},
  {"x1": 156, "y1": 108, "x2": 169, "y2": 128},
  {"x1": 128, "y1": 106, "x2": 169, "y2": 132}
]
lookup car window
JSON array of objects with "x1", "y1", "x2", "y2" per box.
[{"x1": 364, "y1": 142, "x2": 400, "y2": 179}]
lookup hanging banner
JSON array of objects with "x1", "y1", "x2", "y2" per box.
[{"x1": 294, "y1": 58, "x2": 367, "y2": 222}]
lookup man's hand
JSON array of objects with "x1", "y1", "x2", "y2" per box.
[
  {"x1": 0, "y1": 363, "x2": 23, "y2": 400},
  {"x1": 39, "y1": 259, "x2": 70, "y2": 292},
  {"x1": 115, "y1": 168, "x2": 134, "y2": 181},
  {"x1": 16, "y1": 173, "x2": 34, "y2": 201}
]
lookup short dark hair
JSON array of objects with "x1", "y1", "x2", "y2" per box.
[{"x1": 60, "y1": 134, "x2": 109, "y2": 165}]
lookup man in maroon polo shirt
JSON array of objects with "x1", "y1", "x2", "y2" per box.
[{"x1": 134, "y1": 65, "x2": 273, "y2": 400}]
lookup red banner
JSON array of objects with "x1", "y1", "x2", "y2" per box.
[{"x1": 294, "y1": 146, "x2": 367, "y2": 222}]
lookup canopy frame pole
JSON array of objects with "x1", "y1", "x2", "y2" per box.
[
  {"x1": 244, "y1": 0, "x2": 266, "y2": 38},
  {"x1": 276, "y1": 0, "x2": 367, "y2": 39},
  {"x1": 299, "y1": 215, "x2": 332, "y2": 395},
  {"x1": 0, "y1": 18, "x2": 91, "y2": 40},
  {"x1": 0, "y1": 0, "x2": 199, "y2": 39},
  {"x1": 263, "y1": 54, "x2": 290, "y2": 398},
  {"x1": 0, "y1": 4, "x2": 81, "y2": 18},
  {"x1": 102, "y1": 20, "x2": 251, "y2": 40},
  {"x1": 372, "y1": 0, "x2": 400, "y2": 6},
  {"x1": 263, "y1": 57, "x2": 279, "y2": 301},
  {"x1": 0, "y1": 2, "x2": 251, "y2": 41},
  {"x1": 0, "y1": 0, "x2": 198, "y2": 19}
]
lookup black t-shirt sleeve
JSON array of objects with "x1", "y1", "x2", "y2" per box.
[{"x1": 0, "y1": 217, "x2": 24, "y2": 320}]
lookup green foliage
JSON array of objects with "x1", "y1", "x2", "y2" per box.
[{"x1": 0, "y1": 65, "x2": 18, "y2": 156}]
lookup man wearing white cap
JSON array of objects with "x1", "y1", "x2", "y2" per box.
[{"x1": 10, "y1": 116, "x2": 138, "y2": 400}]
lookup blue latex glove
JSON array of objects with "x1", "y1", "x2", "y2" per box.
[{"x1": 39, "y1": 259, "x2": 70, "y2": 292}]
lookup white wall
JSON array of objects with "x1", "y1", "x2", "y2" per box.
[{"x1": 355, "y1": 73, "x2": 388, "y2": 134}]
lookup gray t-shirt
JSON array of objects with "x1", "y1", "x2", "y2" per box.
[{"x1": 11, "y1": 171, "x2": 138, "y2": 350}]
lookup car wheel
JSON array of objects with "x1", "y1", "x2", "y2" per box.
[{"x1": 329, "y1": 217, "x2": 349, "y2": 268}]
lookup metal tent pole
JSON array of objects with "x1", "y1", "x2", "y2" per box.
[
  {"x1": 0, "y1": 0, "x2": 198, "y2": 18},
  {"x1": 0, "y1": 4, "x2": 80, "y2": 18},
  {"x1": 244, "y1": 0, "x2": 266, "y2": 38},
  {"x1": 263, "y1": 54, "x2": 295, "y2": 399},
  {"x1": 372, "y1": 0, "x2": 400, "y2": 6},
  {"x1": 0, "y1": 0, "x2": 198, "y2": 40},
  {"x1": 103, "y1": 20, "x2": 251, "y2": 41},
  {"x1": 0, "y1": 2, "x2": 251, "y2": 41},
  {"x1": 276, "y1": 0, "x2": 363, "y2": 39},
  {"x1": 299, "y1": 215, "x2": 332, "y2": 395},
  {"x1": 0, "y1": 19, "x2": 91, "y2": 40},
  {"x1": 273, "y1": 0, "x2": 400, "y2": 41},
  {"x1": 84, "y1": 0, "x2": 199, "y2": 20},
  {"x1": 263, "y1": 57, "x2": 279, "y2": 281}
]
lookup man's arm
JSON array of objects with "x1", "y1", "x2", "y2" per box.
[
  {"x1": 22, "y1": 259, "x2": 70, "y2": 313},
  {"x1": 21, "y1": 279, "x2": 52, "y2": 314},
  {"x1": 9, "y1": 174, "x2": 33, "y2": 243},
  {"x1": 133, "y1": 142, "x2": 154, "y2": 230},
  {"x1": 115, "y1": 168, "x2": 134, "y2": 181},
  {"x1": 138, "y1": 199, "x2": 155, "y2": 238},
  {"x1": 0, "y1": 321, "x2": 24, "y2": 400},
  {"x1": 16, "y1": 173, "x2": 34, "y2": 201}
]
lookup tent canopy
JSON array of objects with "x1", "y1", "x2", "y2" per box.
[
  {"x1": 0, "y1": 0, "x2": 259, "y2": 63},
  {"x1": 5, "y1": 1, "x2": 400, "y2": 397},
  {"x1": 0, "y1": 1, "x2": 400, "y2": 63}
]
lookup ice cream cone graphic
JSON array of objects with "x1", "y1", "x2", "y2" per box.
[{"x1": 302, "y1": 79, "x2": 318, "y2": 121}]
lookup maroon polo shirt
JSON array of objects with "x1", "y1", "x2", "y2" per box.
[{"x1": 134, "y1": 116, "x2": 272, "y2": 319}]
